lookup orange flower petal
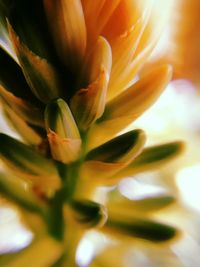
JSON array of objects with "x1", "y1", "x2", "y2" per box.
[
  {"x1": 71, "y1": 37, "x2": 112, "y2": 130},
  {"x1": 88, "y1": 65, "x2": 172, "y2": 148},
  {"x1": 44, "y1": 0, "x2": 86, "y2": 68}
]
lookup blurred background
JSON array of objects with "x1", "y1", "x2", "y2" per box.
[{"x1": 1, "y1": 0, "x2": 200, "y2": 266}]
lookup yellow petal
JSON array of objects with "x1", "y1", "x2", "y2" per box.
[
  {"x1": 81, "y1": 0, "x2": 106, "y2": 23},
  {"x1": 70, "y1": 72, "x2": 107, "y2": 131},
  {"x1": 80, "y1": 161, "x2": 124, "y2": 185},
  {"x1": 0, "y1": 25, "x2": 17, "y2": 62},
  {"x1": 86, "y1": 129, "x2": 145, "y2": 163},
  {"x1": 71, "y1": 37, "x2": 112, "y2": 130},
  {"x1": 0, "y1": 134, "x2": 61, "y2": 191},
  {"x1": 44, "y1": 0, "x2": 86, "y2": 67},
  {"x1": 94, "y1": 0, "x2": 121, "y2": 38},
  {"x1": 0, "y1": 171, "x2": 47, "y2": 213},
  {"x1": 107, "y1": 195, "x2": 175, "y2": 219},
  {"x1": 45, "y1": 99, "x2": 80, "y2": 139},
  {"x1": 107, "y1": 43, "x2": 155, "y2": 100},
  {"x1": 81, "y1": 0, "x2": 106, "y2": 48},
  {"x1": 0, "y1": 47, "x2": 39, "y2": 104},
  {"x1": 88, "y1": 116, "x2": 135, "y2": 149},
  {"x1": 89, "y1": 244, "x2": 129, "y2": 267},
  {"x1": 82, "y1": 0, "x2": 121, "y2": 49},
  {"x1": 110, "y1": 141, "x2": 185, "y2": 183},
  {"x1": 107, "y1": 0, "x2": 171, "y2": 99},
  {"x1": 2, "y1": 103, "x2": 42, "y2": 146},
  {"x1": 106, "y1": 65, "x2": 172, "y2": 118},
  {"x1": 0, "y1": 5, "x2": 18, "y2": 62},
  {"x1": 88, "y1": 36, "x2": 112, "y2": 83},
  {"x1": 134, "y1": 1, "x2": 171, "y2": 58},
  {"x1": 165, "y1": 0, "x2": 200, "y2": 86},
  {"x1": 47, "y1": 130, "x2": 81, "y2": 164},
  {"x1": 81, "y1": 130, "x2": 145, "y2": 185},
  {"x1": 88, "y1": 65, "x2": 172, "y2": 148},
  {"x1": 102, "y1": 0, "x2": 154, "y2": 42},
  {"x1": 8, "y1": 24, "x2": 62, "y2": 103},
  {"x1": 107, "y1": 15, "x2": 151, "y2": 99},
  {"x1": 0, "y1": 85, "x2": 44, "y2": 127},
  {"x1": 2, "y1": 236, "x2": 63, "y2": 267}
]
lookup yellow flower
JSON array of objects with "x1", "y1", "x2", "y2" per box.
[{"x1": 0, "y1": 1, "x2": 184, "y2": 266}]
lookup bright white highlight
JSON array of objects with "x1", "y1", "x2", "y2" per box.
[
  {"x1": 134, "y1": 80, "x2": 200, "y2": 143},
  {"x1": 0, "y1": 207, "x2": 33, "y2": 254},
  {"x1": 176, "y1": 165, "x2": 200, "y2": 212},
  {"x1": 172, "y1": 234, "x2": 200, "y2": 267},
  {"x1": 119, "y1": 177, "x2": 168, "y2": 200},
  {"x1": 76, "y1": 238, "x2": 95, "y2": 267}
]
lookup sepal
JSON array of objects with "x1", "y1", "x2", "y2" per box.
[
  {"x1": 0, "y1": 134, "x2": 61, "y2": 191},
  {"x1": 69, "y1": 199, "x2": 107, "y2": 228}
]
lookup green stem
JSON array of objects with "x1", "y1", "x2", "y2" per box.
[
  {"x1": 47, "y1": 130, "x2": 91, "y2": 264},
  {"x1": 47, "y1": 190, "x2": 65, "y2": 241}
]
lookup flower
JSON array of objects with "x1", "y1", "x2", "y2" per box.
[{"x1": 0, "y1": 1, "x2": 184, "y2": 266}]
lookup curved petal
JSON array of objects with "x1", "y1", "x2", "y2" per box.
[
  {"x1": 0, "y1": 85, "x2": 44, "y2": 127},
  {"x1": 86, "y1": 129, "x2": 145, "y2": 162},
  {"x1": 81, "y1": 130, "x2": 145, "y2": 184},
  {"x1": 89, "y1": 65, "x2": 172, "y2": 148},
  {"x1": 0, "y1": 47, "x2": 40, "y2": 104},
  {"x1": 45, "y1": 99, "x2": 80, "y2": 139},
  {"x1": 110, "y1": 141, "x2": 185, "y2": 183},
  {"x1": 2, "y1": 102, "x2": 42, "y2": 146},
  {"x1": 107, "y1": 0, "x2": 172, "y2": 99},
  {"x1": 107, "y1": 195, "x2": 175, "y2": 218},
  {"x1": 0, "y1": 2, "x2": 17, "y2": 61},
  {"x1": 0, "y1": 134, "x2": 61, "y2": 191},
  {"x1": 8, "y1": 24, "x2": 62, "y2": 103},
  {"x1": 44, "y1": 0, "x2": 86, "y2": 68},
  {"x1": 71, "y1": 37, "x2": 112, "y2": 130},
  {"x1": 107, "y1": 10, "x2": 151, "y2": 99}
]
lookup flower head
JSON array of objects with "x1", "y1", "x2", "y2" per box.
[{"x1": 0, "y1": 1, "x2": 184, "y2": 266}]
